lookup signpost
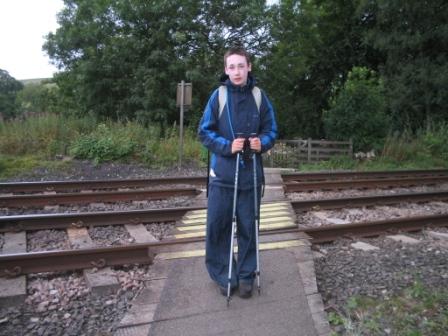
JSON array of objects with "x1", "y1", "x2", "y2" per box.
[{"x1": 176, "y1": 81, "x2": 192, "y2": 170}]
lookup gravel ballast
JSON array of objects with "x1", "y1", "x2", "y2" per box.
[
  {"x1": 0, "y1": 266, "x2": 152, "y2": 336},
  {"x1": 0, "y1": 161, "x2": 204, "y2": 335}
]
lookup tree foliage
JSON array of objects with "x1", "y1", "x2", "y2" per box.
[
  {"x1": 260, "y1": 0, "x2": 379, "y2": 138},
  {"x1": 0, "y1": 69, "x2": 23, "y2": 119},
  {"x1": 35, "y1": 0, "x2": 448, "y2": 144},
  {"x1": 44, "y1": 0, "x2": 270, "y2": 134},
  {"x1": 323, "y1": 66, "x2": 388, "y2": 152},
  {"x1": 360, "y1": 0, "x2": 448, "y2": 131},
  {"x1": 16, "y1": 82, "x2": 61, "y2": 114}
]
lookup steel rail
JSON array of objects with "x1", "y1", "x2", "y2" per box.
[
  {"x1": 0, "y1": 176, "x2": 207, "y2": 193},
  {"x1": 0, "y1": 188, "x2": 199, "y2": 208},
  {"x1": 302, "y1": 213, "x2": 448, "y2": 243},
  {"x1": 290, "y1": 190, "x2": 448, "y2": 212},
  {"x1": 284, "y1": 176, "x2": 448, "y2": 192},
  {"x1": 0, "y1": 206, "x2": 204, "y2": 232},
  {"x1": 259, "y1": 213, "x2": 448, "y2": 242},
  {"x1": 0, "y1": 237, "x2": 203, "y2": 277},
  {"x1": 2, "y1": 213, "x2": 448, "y2": 277},
  {"x1": 2, "y1": 190, "x2": 448, "y2": 233},
  {"x1": 281, "y1": 169, "x2": 448, "y2": 182}
]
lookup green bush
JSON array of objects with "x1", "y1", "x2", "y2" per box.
[
  {"x1": 323, "y1": 67, "x2": 389, "y2": 152},
  {"x1": 0, "y1": 114, "x2": 95, "y2": 157},
  {"x1": 141, "y1": 127, "x2": 202, "y2": 167},
  {"x1": 421, "y1": 125, "x2": 448, "y2": 162},
  {"x1": 69, "y1": 123, "x2": 139, "y2": 163}
]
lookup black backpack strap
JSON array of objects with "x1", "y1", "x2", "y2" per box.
[
  {"x1": 206, "y1": 150, "x2": 210, "y2": 198},
  {"x1": 260, "y1": 154, "x2": 265, "y2": 198}
]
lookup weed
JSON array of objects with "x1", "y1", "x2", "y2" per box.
[{"x1": 329, "y1": 282, "x2": 448, "y2": 335}]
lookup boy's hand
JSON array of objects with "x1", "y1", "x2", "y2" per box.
[
  {"x1": 231, "y1": 138, "x2": 245, "y2": 154},
  {"x1": 249, "y1": 137, "x2": 261, "y2": 152}
]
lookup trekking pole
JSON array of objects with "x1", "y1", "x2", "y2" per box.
[
  {"x1": 252, "y1": 150, "x2": 261, "y2": 294},
  {"x1": 227, "y1": 152, "x2": 240, "y2": 306}
]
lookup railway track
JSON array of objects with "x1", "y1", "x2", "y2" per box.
[
  {"x1": 0, "y1": 188, "x2": 199, "y2": 208},
  {"x1": 1, "y1": 212, "x2": 447, "y2": 277},
  {"x1": 284, "y1": 175, "x2": 448, "y2": 192},
  {"x1": 0, "y1": 206, "x2": 203, "y2": 232},
  {"x1": 281, "y1": 168, "x2": 448, "y2": 182},
  {"x1": 2, "y1": 169, "x2": 446, "y2": 195},
  {"x1": 0, "y1": 176, "x2": 206, "y2": 194},
  {"x1": 2, "y1": 169, "x2": 448, "y2": 279},
  {"x1": 1, "y1": 190, "x2": 448, "y2": 232},
  {"x1": 2, "y1": 169, "x2": 447, "y2": 335}
]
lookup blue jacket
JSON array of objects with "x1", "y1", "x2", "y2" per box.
[{"x1": 198, "y1": 74, "x2": 278, "y2": 190}]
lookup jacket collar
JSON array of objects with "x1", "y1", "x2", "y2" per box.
[{"x1": 220, "y1": 72, "x2": 256, "y2": 93}]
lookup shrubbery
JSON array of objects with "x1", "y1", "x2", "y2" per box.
[
  {"x1": 69, "y1": 123, "x2": 139, "y2": 164},
  {"x1": 323, "y1": 67, "x2": 390, "y2": 152}
]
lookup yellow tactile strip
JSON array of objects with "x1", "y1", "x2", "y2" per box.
[
  {"x1": 156, "y1": 239, "x2": 307, "y2": 260},
  {"x1": 174, "y1": 202, "x2": 296, "y2": 239}
]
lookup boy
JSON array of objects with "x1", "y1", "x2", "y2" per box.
[{"x1": 198, "y1": 46, "x2": 277, "y2": 298}]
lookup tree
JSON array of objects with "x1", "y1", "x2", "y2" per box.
[
  {"x1": 43, "y1": 0, "x2": 271, "y2": 134},
  {"x1": 260, "y1": 0, "x2": 380, "y2": 138},
  {"x1": 0, "y1": 69, "x2": 23, "y2": 119},
  {"x1": 361, "y1": 0, "x2": 448, "y2": 132},
  {"x1": 16, "y1": 82, "x2": 61, "y2": 114},
  {"x1": 323, "y1": 66, "x2": 389, "y2": 152}
]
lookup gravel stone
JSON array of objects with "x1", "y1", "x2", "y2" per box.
[
  {"x1": 88, "y1": 225, "x2": 133, "y2": 246},
  {"x1": 297, "y1": 201, "x2": 448, "y2": 229},
  {"x1": 315, "y1": 234, "x2": 448, "y2": 311},
  {"x1": 0, "y1": 266, "x2": 152, "y2": 336},
  {"x1": 288, "y1": 183, "x2": 448, "y2": 201},
  {"x1": 27, "y1": 230, "x2": 70, "y2": 252},
  {"x1": 0, "y1": 160, "x2": 206, "y2": 183},
  {"x1": 1, "y1": 193, "x2": 196, "y2": 217},
  {"x1": 144, "y1": 222, "x2": 176, "y2": 240}
]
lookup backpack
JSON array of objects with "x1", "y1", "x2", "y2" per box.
[
  {"x1": 218, "y1": 85, "x2": 262, "y2": 118},
  {"x1": 206, "y1": 85, "x2": 264, "y2": 197}
]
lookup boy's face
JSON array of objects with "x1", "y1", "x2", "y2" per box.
[{"x1": 225, "y1": 54, "x2": 251, "y2": 87}]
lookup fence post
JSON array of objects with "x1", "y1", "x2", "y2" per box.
[
  {"x1": 349, "y1": 138, "x2": 353, "y2": 157},
  {"x1": 307, "y1": 138, "x2": 312, "y2": 163}
]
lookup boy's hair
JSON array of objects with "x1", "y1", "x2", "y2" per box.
[{"x1": 224, "y1": 47, "x2": 251, "y2": 67}]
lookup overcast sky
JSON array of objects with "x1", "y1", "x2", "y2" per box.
[
  {"x1": 0, "y1": 0, "x2": 63, "y2": 80},
  {"x1": 0, "y1": 1, "x2": 279, "y2": 81}
]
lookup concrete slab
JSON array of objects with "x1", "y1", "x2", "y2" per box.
[
  {"x1": 115, "y1": 325, "x2": 151, "y2": 336},
  {"x1": 125, "y1": 224, "x2": 157, "y2": 243},
  {"x1": 297, "y1": 260, "x2": 318, "y2": 295},
  {"x1": 67, "y1": 227, "x2": 94, "y2": 249},
  {"x1": 386, "y1": 234, "x2": 420, "y2": 244},
  {"x1": 351, "y1": 241, "x2": 379, "y2": 251},
  {"x1": 0, "y1": 232, "x2": 27, "y2": 306},
  {"x1": 0, "y1": 271, "x2": 27, "y2": 307},
  {"x1": 2, "y1": 232, "x2": 26, "y2": 254},
  {"x1": 426, "y1": 230, "x2": 448, "y2": 241},
  {"x1": 84, "y1": 268, "x2": 120, "y2": 295},
  {"x1": 67, "y1": 227, "x2": 119, "y2": 294},
  {"x1": 148, "y1": 249, "x2": 318, "y2": 336}
]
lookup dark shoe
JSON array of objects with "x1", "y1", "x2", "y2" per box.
[
  {"x1": 219, "y1": 285, "x2": 234, "y2": 297},
  {"x1": 239, "y1": 282, "x2": 253, "y2": 299}
]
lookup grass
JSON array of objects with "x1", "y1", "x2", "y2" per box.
[
  {"x1": 0, "y1": 114, "x2": 204, "y2": 178},
  {"x1": 0, "y1": 155, "x2": 71, "y2": 179},
  {"x1": 329, "y1": 282, "x2": 448, "y2": 336},
  {"x1": 0, "y1": 114, "x2": 95, "y2": 158},
  {"x1": 300, "y1": 128, "x2": 448, "y2": 172},
  {"x1": 2, "y1": 115, "x2": 448, "y2": 177}
]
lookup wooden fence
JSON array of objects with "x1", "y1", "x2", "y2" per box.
[{"x1": 264, "y1": 138, "x2": 353, "y2": 168}]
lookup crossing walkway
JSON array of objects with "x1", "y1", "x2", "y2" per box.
[{"x1": 114, "y1": 168, "x2": 331, "y2": 336}]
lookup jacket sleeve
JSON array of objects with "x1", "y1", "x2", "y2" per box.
[
  {"x1": 198, "y1": 89, "x2": 233, "y2": 156},
  {"x1": 258, "y1": 90, "x2": 278, "y2": 153}
]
